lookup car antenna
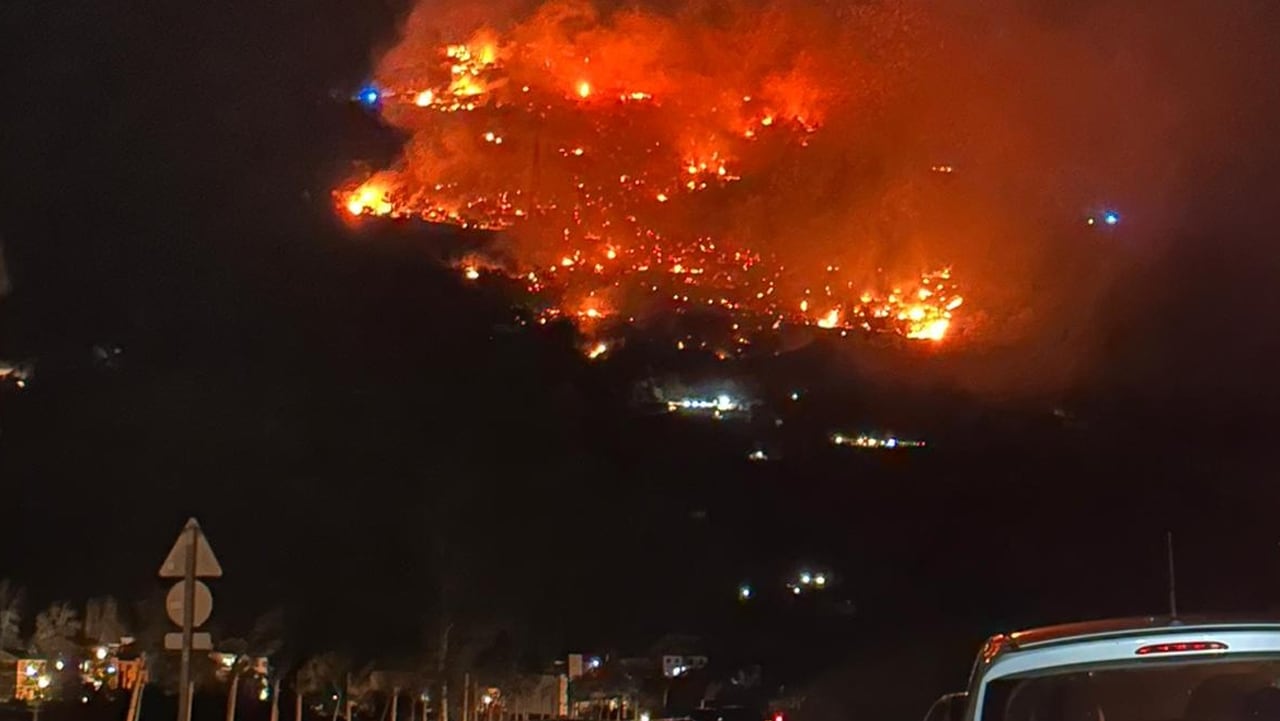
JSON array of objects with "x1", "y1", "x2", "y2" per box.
[{"x1": 1166, "y1": 531, "x2": 1180, "y2": 623}]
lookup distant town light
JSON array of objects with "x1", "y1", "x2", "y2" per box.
[
  {"x1": 814, "y1": 574, "x2": 827, "y2": 587},
  {"x1": 799, "y1": 572, "x2": 813, "y2": 585},
  {"x1": 95, "y1": 647, "x2": 108, "y2": 661},
  {"x1": 738, "y1": 584, "x2": 753, "y2": 601},
  {"x1": 54, "y1": 660, "x2": 65, "y2": 671}
]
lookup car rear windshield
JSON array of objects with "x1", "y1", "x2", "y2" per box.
[{"x1": 981, "y1": 657, "x2": 1280, "y2": 721}]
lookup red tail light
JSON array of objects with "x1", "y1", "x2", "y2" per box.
[{"x1": 1135, "y1": 641, "x2": 1227, "y2": 655}]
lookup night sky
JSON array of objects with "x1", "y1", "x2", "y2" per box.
[{"x1": 3, "y1": 0, "x2": 1280, "y2": 712}]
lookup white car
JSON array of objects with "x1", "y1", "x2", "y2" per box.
[{"x1": 958, "y1": 617, "x2": 1280, "y2": 721}]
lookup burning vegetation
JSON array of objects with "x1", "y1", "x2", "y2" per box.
[{"x1": 337, "y1": 0, "x2": 970, "y2": 350}]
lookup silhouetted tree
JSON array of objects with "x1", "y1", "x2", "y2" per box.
[
  {"x1": 0, "y1": 579, "x2": 24, "y2": 652},
  {"x1": 222, "y1": 609, "x2": 286, "y2": 721},
  {"x1": 84, "y1": 596, "x2": 128, "y2": 644},
  {"x1": 297, "y1": 653, "x2": 351, "y2": 721},
  {"x1": 30, "y1": 602, "x2": 81, "y2": 659}
]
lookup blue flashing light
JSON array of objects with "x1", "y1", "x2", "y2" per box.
[
  {"x1": 358, "y1": 86, "x2": 381, "y2": 106},
  {"x1": 1102, "y1": 210, "x2": 1120, "y2": 226}
]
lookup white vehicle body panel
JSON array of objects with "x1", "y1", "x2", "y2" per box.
[{"x1": 965, "y1": 618, "x2": 1280, "y2": 721}]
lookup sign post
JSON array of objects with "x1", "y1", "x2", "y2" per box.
[{"x1": 160, "y1": 518, "x2": 222, "y2": 721}]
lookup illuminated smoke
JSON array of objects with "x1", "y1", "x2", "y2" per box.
[
  {"x1": 334, "y1": 0, "x2": 980, "y2": 349},
  {"x1": 334, "y1": 0, "x2": 1280, "y2": 392}
]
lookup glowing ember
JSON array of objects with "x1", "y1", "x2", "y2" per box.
[
  {"x1": 336, "y1": 6, "x2": 969, "y2": 347},
  {"x1": 907, "y1": 318, "x2": 950, "y2": 342},
  {"x1": 815, "y1": 309, "x2": 840, "y2": 329},
  {"x1": 345, "y1": 182, "x2": 393, "y2": 217}
]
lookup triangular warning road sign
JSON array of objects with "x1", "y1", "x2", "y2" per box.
[{"x1": 159, "y1": 518, "x2": 223, "y2": 578}]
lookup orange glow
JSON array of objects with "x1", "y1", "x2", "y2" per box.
[
  {"x1": 451, "y1": 75, "x2": 486, "y2": 97},
  {"x1": 344, "y1": 182, "x2": 393, "y2": 217},
  {"x1": 335, "y1": 13, "x2": 970, "y2": 348},
  {"x1": 908, "y1": 318, "x2": 950, "y2": 342}
]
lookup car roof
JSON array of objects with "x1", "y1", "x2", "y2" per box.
[{"x1": 1005, "y1": 615, "x2": 1280, "y2": 651}]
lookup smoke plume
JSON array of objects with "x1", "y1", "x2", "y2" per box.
[{"x1": 346, "y1": 0, "x2": 1278, "y2": 394}]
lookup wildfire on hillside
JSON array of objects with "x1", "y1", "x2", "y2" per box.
[{"x1": 336, "y1": 0, "x2": 968, "y2": 351}]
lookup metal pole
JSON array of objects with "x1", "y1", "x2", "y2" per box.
[
  {"x1": 1166, "y1": 531, "x2": 1178, "y2": 618},
  {"x1": 178, "y1": 521, "x2": 198, "y2": 721},
  {"x1": 127, "y1": 669, "x2": 146, "y2": 721}
]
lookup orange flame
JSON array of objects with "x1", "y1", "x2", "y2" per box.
[{"x1": 337, "y1": 6, "x2": 969, "y2": 347}]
